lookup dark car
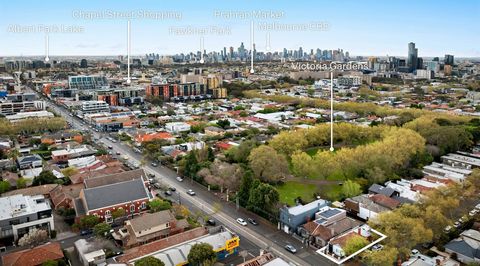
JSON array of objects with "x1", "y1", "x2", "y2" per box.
[
  {"x1": 247, "y1": 218, "x2": 258, "y2": 225},
  {"x1": 151, "y1": 162, "x2": 159, "y2": 167},
  {"x1": 153, "y1": 183, "x2": 162, "y2": 189},
  {"x1": 206, "y1": 219, "x2": 216, "y2": 226},
  {"x1": 164, "y1": 190, "x2": 173, "y2": 196},
  {"x1": 80, "y1": 229, "x2": 93, "y2": 236},
  {"x1": 169, "y1": 187, "x2": 176, "y2": 192}
]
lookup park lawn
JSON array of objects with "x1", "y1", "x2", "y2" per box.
[{"x1": 277, "y1": 181, "x2": 318, "y2": 205}]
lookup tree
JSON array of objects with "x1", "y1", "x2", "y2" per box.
[
  {"x1": 93, "y1": 222, "x2": 112, "y2": 237},
  {"x1": 343, "y1": 235, "x2": 369, "y2": 255},
  {"x1": 248, "y1": 145, "x2": 289, "y2": 183},
  {"x1": 342, "y1": 180, "x2": 362, "y2": 198},
  {"x1": 79, "y1": 215, "x2": 100, "y2": 229},
  {"x1": 61, "y1": 167, "x2": 78, "y2": 178},
  {"x1": 369, "y1": 204, "x2": 432, "y2": 258},
  {"x1": 187, "y1": 243, "x2": 217, "y2": 266},
  {"x1": 247, "y1": 182, "x2": 280, "y2": 218},
  {"x1": 148, "y1": 199, "x2": 171, "y2": 212},
  {"x1": 237, "y1": 171, "x2": 254, "y2": 207},
  {"x1": 0, "y1": 180, "x2": 11, "y2": 193},
  {"x1": 18, "y1": 228, "x2": 48, "y2": 246},
  {"x1": 291, "y1": 151, "x2": 313, "y2": 177},
  {"x1": 16, "y1": 178, "x2": 27, "y2": 189},
  {"x1": 216, "y1": 119, "x2": 230, "y2": 129},
  {"x1": 135, "y1": 256, "x2": 165, "y2": 266},
  {"x1": 225, "y1": 139, "x2": 257, "y2": 163},
  {"x1": 112, "y1": 208, "x2": 126, "y2": 220},
  {"x1": 32, "y1": 170, "x2": 57, "y2": 186},
  {"x1": 183, "y1": 151, "x2": 200, "y2": 180},
  {"x1": 42, "y1": 260, "x2": 65, "y2": 266},
  {"x1": 362, "y1": 246, "x2": 398, "y2": 266}
]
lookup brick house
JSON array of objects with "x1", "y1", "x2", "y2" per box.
[{"x1": 73, "y1": 169, "x2": 153, "y2": 223}]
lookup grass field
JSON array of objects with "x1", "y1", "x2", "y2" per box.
[{"x1": 277, "y1": 181, "x2": 318, "y2": 205}]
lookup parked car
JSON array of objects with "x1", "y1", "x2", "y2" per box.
[
  {"x1": 176, "y1": 176, "x2": 183, "y2": 182},
  {"x1": 107, "y1": 145, "x2": 113, "y2": 149},
  {"x1": 164, "y1": 190, "x2": 172, "y2": 196},
  {"x1": 284, "y1": 244, "x2": 297, "y2": 254},
  {"x1": 236, "y1": 218, "x2": 247, "y2": 226},
  {"x1": 371, "y1": 244, "x2": 383, "y2": 251},
  {"x1": 169, "y1": 187, "x2": 176, "y2": 192},
  {"x1": 153, "y1": 183, "x2": 162, "y2": 189},
  {"x1": 469, "y1": 210, "x2": 477, "y2": 216},
  {"x1": 80, "y1": 229, "x2": 93, "y2": 236},
  {"x1": 151, "y1": 162, "x2": 159, "y2": 167},
  {"x1": 247, "y1": 218, "x2": 258, "y2": 225},
  {"x1": 116, "y1": 151, "x2": 121, "y2": 155},
  {"x1": 187, "y1": 189, "x2": 196, "y2": 196},
  {"x1": 206, "y1": 219, "x2": 216, "y2": 226},
  {"x1": 454, "y1": 221, "x2": 461, "y2": 228},
  {"x1": 444, "y1": 225, "x2": 452, "y2": 232}
]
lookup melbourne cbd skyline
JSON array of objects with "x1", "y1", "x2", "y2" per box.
[{"x1": 0, "y1": 0, "x2": 479, "y2": 57}]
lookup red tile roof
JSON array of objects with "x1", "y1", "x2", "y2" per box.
[
  {"x1": 2, "y1": 242, "x2": 64, "y2": 266},
  {"x1": 369, "y1": 194, "x2": 400, "y2": 210},
  {"x1": 135, "y1": 132, "x2": 173, "y2": 143}
]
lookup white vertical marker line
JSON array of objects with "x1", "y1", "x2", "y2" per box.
[
  {"x1": 200, "y1": 36, "x2": 204, "y2": 64},
  {"x1": 44, "y1": 34, "x2": 50, "y2": 62},
  {"x1": 330, "y1": 71, "x2": 334, "y2": 152},
  {"x1": 250, "y1": 20, "x2": 255, "y2": 74},
  {"x1": 127, "y1": 20, "x2": 131, "y2": 84}
]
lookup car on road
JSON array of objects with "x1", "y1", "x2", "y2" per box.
[
  {"x1": 247, "y1": 218, "x2": 258, "y2": 225},
  {"x1": 116, "y1": 151, "x2": 121, "y2": 155},
  {"x1": 284, "y1": 244, "x2": 297, "y2": 254},
  {"x1": 151, "y1": 162, "x2": 159, "y2": 167},
  {"x1": 236, "y1": 218, "x2": 247, "y2": 226},
  {"x1": 107, "y1": 145, "x2": 113, "y2": 149},
  {"x1": 169, "y1": 187, "x2": 176, "y2": 192},
  {"x1": 80, "y1": 229, "x2": 93, "y2": 236},
  {"x1": 187, "y1": 189, "x2": 196, "y2": 196},
  {"x1": 164, "y1": 190, "x2": 172, "y2": 196},
  {"x1": 176, "y1": 176, "x2": 184, "y2": 182},
  {"x1": 206, "y1": 219, "x2": 216, "y2": 226}
]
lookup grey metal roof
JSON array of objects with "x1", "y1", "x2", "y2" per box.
[
  {"x1": 368, "y1": 184, "x2": 395, "y2": 197},
  {"x1": 445, "y1": 239, "x2": 480, "y2": 259},
  {"x1": 83, "y1": 178, "x2": 149, "y2": 211}
]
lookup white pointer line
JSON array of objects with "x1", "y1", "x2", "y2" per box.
[
  {"x1": 127, "y1": 20, "x2": 131, "y2": 84},
  {"x1": 330, "y1": 71, "x2": 334, "y2": 152}
]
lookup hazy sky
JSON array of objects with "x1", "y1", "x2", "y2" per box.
[{"x1": 1, "y1": 0, "x2": 479, "y2": 57}]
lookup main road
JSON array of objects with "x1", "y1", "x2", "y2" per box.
[{"x1": 34, "y1": 88, "x2": 334, "y2": 266}]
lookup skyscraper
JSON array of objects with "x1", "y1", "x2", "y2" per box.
[
  {"x1": 407, "y1": 42, "x2": 418, "y2": 72},
  {"x1": 444, "y1": 54, "x2": 454, "y2": 66}
]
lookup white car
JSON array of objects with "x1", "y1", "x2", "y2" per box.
[
  {"x1": 236, "y1": 218, "x2": 247, "y2": 226},
  {"x1": 187, "y1": 189, "x2": 196, "y2": 196},
  {"x1": 176, "y1": 176, "x2": 184, "y2": 182}
]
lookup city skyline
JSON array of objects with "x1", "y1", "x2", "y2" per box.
[{"x1": 0, "y1": 0, "x2": 479, "y2": 57}]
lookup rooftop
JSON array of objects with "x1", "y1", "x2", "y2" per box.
[
  {"x1": 82, "y1": 178, "x2": 150, "y2": 211},
  {"x1": 0, "y1": 194, "x2": 51, "y2": 220}
]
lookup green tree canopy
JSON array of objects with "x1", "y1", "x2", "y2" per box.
[
  {"x1": 93, "y1": 222, "x2": 112, "y2": 237},
  {"x1": 187, "y1": 243, "x2": 217, "y2": 266},
  {"x1": 134, "y1": 256, "x2": 165, "y2": 266}
]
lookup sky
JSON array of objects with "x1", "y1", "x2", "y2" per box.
[{"x1": 0, "y1": 0, "x2": 479, "y2": 57}]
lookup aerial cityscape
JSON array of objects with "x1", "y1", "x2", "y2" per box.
[{"x1": 0, "y1": 1, "x2": 480, "y2": 266}]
